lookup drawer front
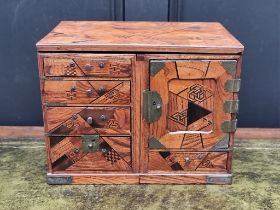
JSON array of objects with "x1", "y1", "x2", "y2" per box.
[
  {"x1": 43, "y1": 57, "x2": 132, "y2": 77},
  {"x1": 45, "y1": 107, "x2": 131, "y2": 135},
  {"x1": 49, "y1": 136, "x2": 132, "y2": 171},
  {"x1": 43, "y1": 80, "x2": 130, "y2": 105},
  {"x1": 148, "y1": 151, "x2": 228, "y2": 172}
]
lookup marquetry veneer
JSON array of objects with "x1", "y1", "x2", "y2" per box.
[{"x1": 37, "y1": 21, "x2": 244, "y2": 184}]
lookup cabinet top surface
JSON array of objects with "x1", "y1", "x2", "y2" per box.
[{"x1": 36, "y1": 21, "x2": 244, "y2": 54}]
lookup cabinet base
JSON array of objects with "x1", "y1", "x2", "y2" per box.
[{"x1": 47, "y1": 173, "x2": 232, "y2": 185}]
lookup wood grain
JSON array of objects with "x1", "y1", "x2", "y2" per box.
[
  {"x1": 43, "y1": 55, "x2": 132, "y2": 77},
  {"x1": 149, "y1": 60, "x2": 234, "y2": 151},
  {"x1": 37, "y1": 21, "x2": 244, "y2": 53},
  {"x1": 49, "y1": 136, "x2": 132, "y2": 172},
  {"x1": 1, "y1": 127, "x2": 277, "y2": 139},
  {"x1": 44, "y1": 106, "x2": 131, "y2": 135},
  {"x1": 148, "y1": 151, "x2": 228, "y2": 172},
  {"x1": 43, "y1": 80, "x2": 131, "y2": 105}
]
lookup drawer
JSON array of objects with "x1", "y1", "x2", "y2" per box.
[
  {"x1": 44, "y1": 106, "x2": 131, "y2": 135},
  {"x1": 49, "y1": 136, "x2": 132, "y2": 171},
  {"x1": 148, "y1": 151, "x2": 228, "y2": 172},
  {"x1": 43, "y1": 57, "x2": 132, "y2": 77},
  {"x1": 43, "y1": 80, "x2": 130, "y2": 105}
]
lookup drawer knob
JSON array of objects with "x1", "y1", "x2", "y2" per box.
[
  {"x1": 97, "y1": 86, "x2": 106, "y2": 95},
  {"x1": 99, "y1": 62, "x2": 105, "y2": 68},
  {"x1": 69, "y1": 61, "x2": 75, "y2": 67},
  {"x1": 185, "y1": 157, "x2": 191, "y2": 164},
  {"x1": 70, "y1": 86, "x2": 76, "y2": 92},
  {"x1": 100, "y1": 114, "x2": 106, "y2": 121},
  {"x1": 87, "y1": 117, "x2": 93, "y2": 124},
  {"x1": 86, "y1": 89, "x2": 93, "y2": 97},
  {"x1": 84, "y1": 64, "x2": 92, "y2": 71}
]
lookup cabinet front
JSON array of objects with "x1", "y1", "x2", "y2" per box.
[{"x1": 144, "y1": 59, "x2": 239, "y2": 172}]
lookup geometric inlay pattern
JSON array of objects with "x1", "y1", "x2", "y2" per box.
[
  {"x1": 187, "y1": 101, "x2": 211, "y2": 125},
  {"x1": 103, "y1": 150, "x2": 121, "y2": 165},
  {"x1": 188, "y1": 84, "x2": 212, "y2": 103},
  {"x1": 169, "y1": 109, "x2": 187, "y2": 126}
]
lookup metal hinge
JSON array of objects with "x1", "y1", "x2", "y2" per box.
[
  {"x1": 148, "y1": 137, "x2": 165, "y2": 149},
  {"x1": 223, "y1": 100, "x2": 239, "y2": 113},
  {"x1": 207, "y1": 175, "x2": 232, "y2": 184},
  {"x1": 212, "y1": 134, "x2": 230, "y2": 151},
  {"x1": 82, "y1": 135, "x2": 100, "y2": 152},
  {"x1": 150, "y1": 61, "x2": 165, "y2": 76},
  {"x1": 224, "y1": 79, "x2": 241, "y2": 92},
  {"x1": 221, "y1": 60, "x2": 237, "y2": 76},
  {"x1": 47, "y1": 175, "x2": 72, "y2": 185},
  {"x1": 143, "y1": 90, "x2": 163, "y2": 123},
  {"x1": 221, "y1": 119, "x2": 237, "y2": 133}
]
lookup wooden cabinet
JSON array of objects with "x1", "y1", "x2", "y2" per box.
[{"x1": 37, "y1": 21, "x2": 244, "y2": 184}]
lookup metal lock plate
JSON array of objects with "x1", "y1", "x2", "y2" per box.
[
  {"x1": 47, "y1": 175, "x2": 72, "y2": 185},
  {"x1": 82, "y1": 135, "x2": 100, "y2": 152},
  {"x1": 207, "y1": 176, "x2": 232, "y2": 184},
  {"x1": 143, "y1": 90, "x2": 163, "y2": 123}
]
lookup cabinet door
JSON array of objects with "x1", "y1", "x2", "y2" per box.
[{"x1": 145, "y1": 60, "x2": 239, "y2": 151}]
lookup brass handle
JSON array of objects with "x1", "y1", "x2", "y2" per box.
[
  {"x1": 87, "y1": 117, "x2": 93, "y2": 124},
  {"x1": 86, "y1": 89, "x2": 93, "y2": 97},
  {"x1": 84, "y1": 64, "x2": 92, "y2": 71},
  {"x1": 99, "y1": 62, "x2": 105, "y2": 68}
]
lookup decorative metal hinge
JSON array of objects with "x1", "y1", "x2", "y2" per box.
[
  {"x1": 224, "y1": 79, "x2": 241, "y2": 92},
  {"x1": 149, "y1": 137, "x2": 165, "y2": 149},
  {"x1": 47, "y1": 175, "x2": 72, "y2": 185},
  {"x1": 221, "y1": 60, "x2": 237, "y2": 76},
  {"x1": 221, "y1": 119, "x2": 237, "y2": 133},
  {"x1": 150, "y1": 61, "x2": 165, "y2": 76},
  {"x1": 224, "y1": 100, "x2": 239, "y2": 113},
  {"x1": 207, "y1": 175, "x2": 232, "y2": 184},
  {"x1": 143, "y1": 90, "x2": 163, "y2": 123},
  {"x1": 82, "y1": 135, "x2": 100, "y2": 152},
  {"x1": 212, "y1": 134, "x2": 230, "y2": 151}
]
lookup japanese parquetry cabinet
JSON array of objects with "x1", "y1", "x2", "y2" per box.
[{"x1": 36, "y1": 21, "x2": 244, "y2": 184}]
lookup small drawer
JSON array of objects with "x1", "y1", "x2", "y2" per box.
[
  {"x1": 43, "y1": 57, "x2": 132, "y2": 77},
  {"x1": 44, "y1": 106, "x2": 131, "y2": 135},
  {"x1": 49, "y1": 136, "x2": 132, "y2": 171},
  {"x1": 43, "y1": 80, "x2": 130, "y2": 105},
  {"x1": 148, "y1": 151, "x2": 228, "y2": 172}
]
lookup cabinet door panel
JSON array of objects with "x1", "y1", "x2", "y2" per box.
[{"x1": 148, "y1": 60, "x2": 236, "y2": 151}]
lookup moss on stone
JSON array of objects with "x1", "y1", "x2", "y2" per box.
[{"x1": 0, "y1": 139, "x2": 279, "y2": 210}]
